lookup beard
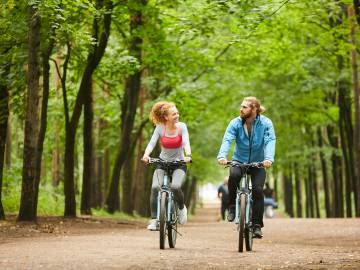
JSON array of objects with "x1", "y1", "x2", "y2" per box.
[{"x1": 240, "y1": 111, "x2": 251, "y2": 119}]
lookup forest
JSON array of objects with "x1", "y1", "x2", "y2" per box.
[{"x1": 1, "y1": 0, "x2": 360, "y2": 222}]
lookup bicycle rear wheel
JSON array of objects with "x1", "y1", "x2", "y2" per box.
[
  {"x1": 245, "y1": 199, "x2": 253, "y2": 251},
  {"x1": 168, "y1": 201, "x2": 177, "y2": 248},
  {"x1": 238, "y1": 193, "x2": 246, "y2": 252},
  {"x1": 159, "y1": 192, "x2": 167, "y2": 249}
]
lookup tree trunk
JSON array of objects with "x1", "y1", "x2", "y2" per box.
[
  {"x1": 294, "y1": 164, "x2": 302, "y2": 218},
  {"x1": 283, "y1": 169, "x2": 294, "y2": 217},
  {"x1": 311, "y1": 165, "x2": 320, "y2": 218},
  {"x1": 0, "y1": 64, "x2": 10, "y2": 220},
  {"x1": 122, "y1": 153, "x2": 134, "y2": 214},
  {"x1": 305, "y1": 175, "x2": 310, "y2": 218},
  {"x1": 62, "y1": 0, "x2": 113, "y2": 217},
  {"x1": 81, "y1": 79, "x2": 93, "y2": 215},
  {"x1": 106, "y1": 0, "x2": 146, "y2": 213},
  {"x1": 328, "y1": 125, "x2": 344, "y2": 217},
  {"x1": 33, "y1": 37, "x2": 55, "y2": 217},
  {"x1": 51, "y1": 124, "x2": 60, "y2": 187},
  {"x1": 317, "y1": 128, "x2": 331, "y2": 217},
  {"x1": 5, "y1": 112, "x2": 11, "y2": 170},
  {"x1": 348, "y1": 5, "x2": 360, "y2": 217},
  {"x1": 18, "y1": 4, "x2": 41, "y2": 221},
  {"x1": 307, "y1": 167, "x2": 314, "y2": 218},
  {"x1": 103, "y1": 148, "x2": 110, "y2": 206},
  {"x1": 132, "y1": 86, "x2": 145, "y2": 215}
]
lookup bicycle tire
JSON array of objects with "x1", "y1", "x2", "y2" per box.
[
  {"x1": 159, "y1": 192, "x2": 167, "y2": 249},
  {"x1": 245, "y1": 198, "x2": 253, "y2": 251},
  {"x1": 168, "y1": 200, "x2": 177, "y2": 248},
  {"x1": 238, "y1": 193, "x2": 246, "y2": 252}
]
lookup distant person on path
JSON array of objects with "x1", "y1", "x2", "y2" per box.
[
  {"x1": 263, "y1": 182, "x2": 274, "y2": 199},
  {"x1": 142, "y1": 101, "x2": 192, "y2": 231},
  {"x1": 263, "y1": 182, "x2": 278, "y2": 211},
  {"x1": 217, "y1": 96, "x2": 276, "y2": 238},
  {"x1": 218, "y1": 177, "x2": 229, "y2": 221}
]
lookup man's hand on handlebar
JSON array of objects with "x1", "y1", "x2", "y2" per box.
[
  {"x1": 184, "y1": 156, "x2": 192, "y2": 163},
  {"x1": 263, "y1": 160, "x2": 272, "y2": 169}
]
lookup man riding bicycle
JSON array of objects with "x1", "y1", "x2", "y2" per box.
[{"x1": 217, "y1": 96, "x2": 276, "y2": 238}]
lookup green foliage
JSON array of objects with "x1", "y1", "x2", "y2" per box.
[{"x1": 2, "y1": 0, "x2": 358, "y2": 216}]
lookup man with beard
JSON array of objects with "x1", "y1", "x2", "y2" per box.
[{"x1": 217, "y1": 97, "x2": 276, "y2": 238}]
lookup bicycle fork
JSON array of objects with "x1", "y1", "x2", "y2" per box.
[{"x1": 235, "y1": 176, "x2": 252, "y2": 225}]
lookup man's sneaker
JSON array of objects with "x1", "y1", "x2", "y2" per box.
[
  {"x1": 177, "y1": 205, "x2": 188, "y2": 225},
  {"x1": 227, "y1": 206, "x2": 235, "y2": 222},
  {"x1": 147, "y1": 219, "x2": 159, "y2": 231},
  {"x1": 253, "y1": 225, "x2": 263, "y2": 238}
]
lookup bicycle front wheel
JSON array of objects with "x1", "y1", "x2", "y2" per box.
[
  {"x1": 245, "y1": 198, "x2": 253, "y2": 251},
  {"x1": 168, "y1": 200, "x2": 177, "y2": 248},
  {"x1": 159, "y1": 192, "x2": 167, "y2": 249},
  {"x1": 238, "y1": 193, "x2": 246, "y2": 252}
]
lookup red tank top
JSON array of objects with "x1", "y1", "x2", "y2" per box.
[{"x1": 160, "y1": 126, "x2": 182, "y2": 149}]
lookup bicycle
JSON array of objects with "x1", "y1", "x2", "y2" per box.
[
  {"x1": 148, "y1": 158, "x2": 187, "y2": 250},
  {"x1": 226, "y1": 161, "x2": 264, "y2": 252}
]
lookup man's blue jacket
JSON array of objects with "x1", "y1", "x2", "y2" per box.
[{"x1": 217, "y1": 115, "x2": 276, "y2": 163}]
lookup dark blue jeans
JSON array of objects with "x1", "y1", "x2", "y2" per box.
[{"x1": 228, "y1": 165, "x2": 266, "y2": 227}]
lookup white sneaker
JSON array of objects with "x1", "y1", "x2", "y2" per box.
[
  {"x1": 147, "y1": 219, "x2": 159, "y2": 231},
  {"x1": 177, "y1": 205, "x2": 188, "y2": 225}
]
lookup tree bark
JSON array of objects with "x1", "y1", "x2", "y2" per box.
[
  {"x1": 18, "y1": 4, "x2": 41, "y2": 221},
  {"x1": 62, "y1": 0, "x2": 113, "y2": 217},
  {"x1": 317, "y1": 128, "x2": 331, "y2": 217},
  {"x1": 0, "y1": 64, "x2": 10, "y2": 220},
  {"x1": 294, "y1": 164, "x2": 302, "y2": 218},
  {"x1": 81, "y1": 79, "x2": 93, "y2": 215},
  {"x1": 327, "y1": 125, "x2": 344, "y2": 217},
  {"x1": 283, "y1": 169, "x2": 294, "y2": 217},
  {"x1": 33, "y1": 36, "x2": 55, "y2": 217},
  {"x1": 348, "y1": 5, "x2": 360, "y2": 217},
  {"x1": 122, "y1": 152, "x2": 135, "y2": 214},
  {"x1": 106, "y1": 0, "x2": 147, "y2": 213}
]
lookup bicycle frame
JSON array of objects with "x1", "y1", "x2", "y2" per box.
[
  {"x1": 156, "y1": 173, "x2": 176, "y2": 224},
  {"x1": 235, "y1": 174, "x2": 252, "y2": 226}
]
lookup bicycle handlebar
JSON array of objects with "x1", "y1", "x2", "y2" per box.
[
  {"x1": 148, "y1": 158, "x2": 190, "y2": 166},
  {"x1": 225, "y1": 161, "x2": 264, "y2": 168}
]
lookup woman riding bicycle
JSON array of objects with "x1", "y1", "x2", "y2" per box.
[{"x1": 142, "y1": 101, "x2": 192, "y2": 231}]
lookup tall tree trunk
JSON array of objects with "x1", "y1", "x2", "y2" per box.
[
  {"x1": 294, "y1": 164, "x2": 302, "y2": 218},
  {"x1": 51, "y1": 124, "x2": 60, "y2": 187},
  {"x1": 317, "y1": 128, "x2": 331, "y2": 217},
  {"x1": 132, "y1": 86, "x2": 145, "y2": 215},
  {"x1": 122, "y1": 153, "x2": 134, "y2": 214},
  {"x1": 305, "y1": 175, "x2": 310, "y2": 218},
  {"x1": 107, "y1": 0, "x2": 147, "y2": 213},
  {"x1": 62, "y1": 0, "x2": 113, "y2": 217},
  {"x1": 81, "y1": 79, "x2": 93, "y2": 215},
  {"x1": 283, "y1": 169, "x2": 294, "y2": 217},
  {"x1": 103, "y1": 148, "x2": 110, "y2": 206},
  {"x1": 5, "y1": 112, "x2": 11, "y2": 170},
  {"x1": 18, "y1": 4, "x2": 41, "y2": 221},
  {"x1": 51, "y1": 58, "x2": 61, "y2": 187},
  {"x1": 33, "y1": 37, "x2": 55, "y2": 217},
  {"x1": 0, "y1": 63, "x2": 10, "y2": 220},
  {"x1": 328, "y1": 125, "x2": 344, "y2": 217},
  {"x1": 311, "y1": 165, "x2": 320, "y2": 218},
  {"x1": 349, "y1": 5, "x2": 360, "y2": 217},
  {"x1": 307, "y1": 166, "x2": 314, "y2": 218}
]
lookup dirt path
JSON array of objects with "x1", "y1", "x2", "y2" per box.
[{"x1": 1, "y1": 204, "x2": 360, "y2": 269}]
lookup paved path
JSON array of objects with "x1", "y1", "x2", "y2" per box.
[{"x1": 1, "y1": 204, "x2": 360, "y2": 269}]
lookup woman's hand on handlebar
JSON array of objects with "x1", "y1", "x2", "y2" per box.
[
  {"x1": 218, "y1": 158, "x2": 227, "y2": 165},
  {"x1": 141, "y1": 155, "x2": 150, "y2": 164}
]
